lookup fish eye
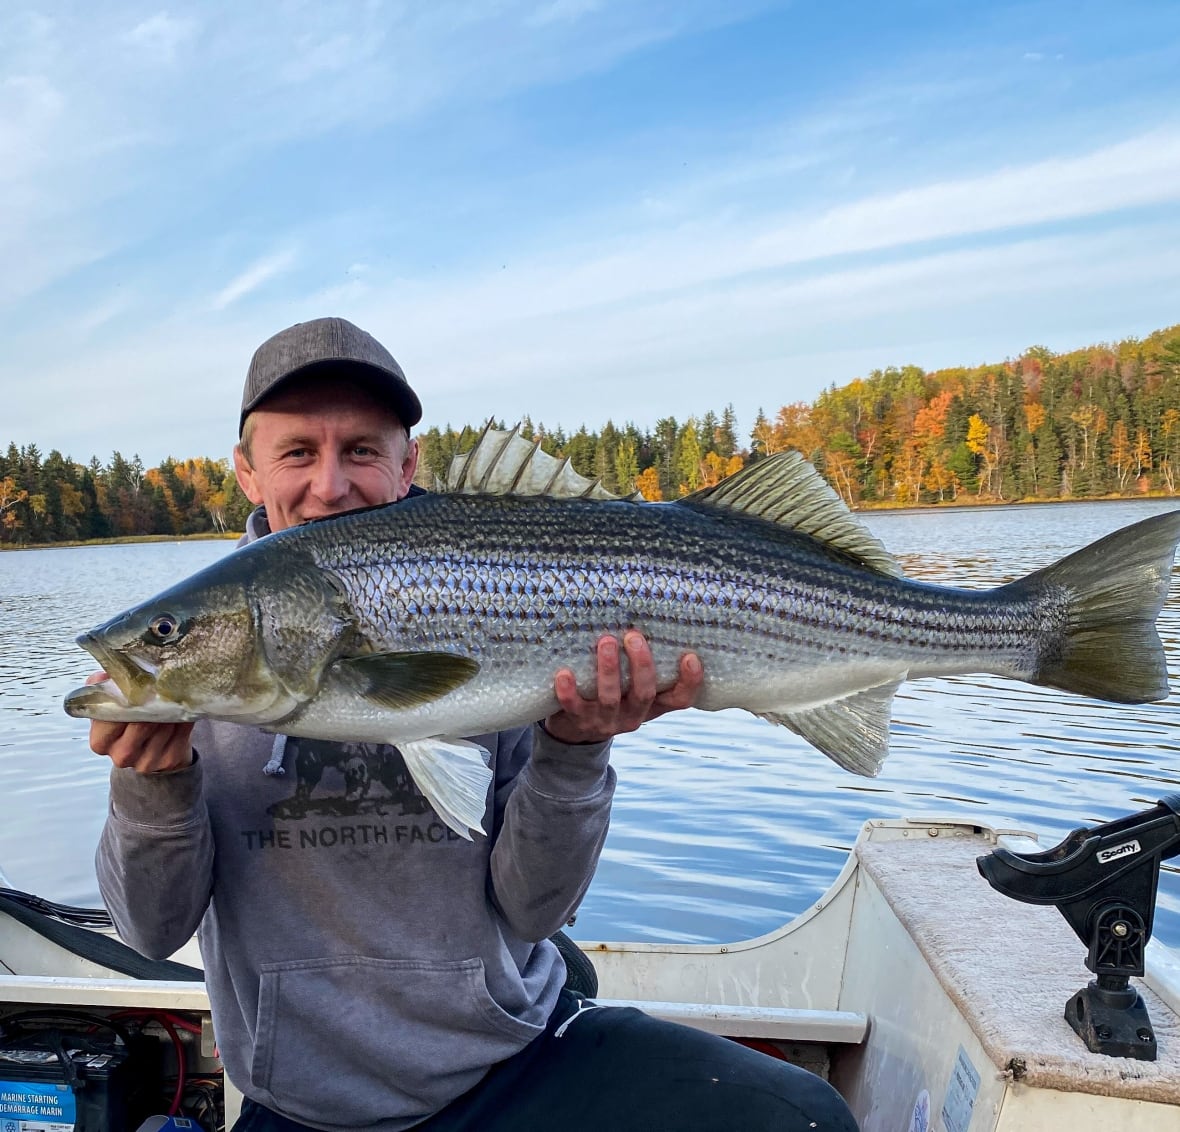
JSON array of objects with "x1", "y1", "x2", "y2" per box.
[{"x1": 148, "y1": 614, "x2": 181, "y2": 641}]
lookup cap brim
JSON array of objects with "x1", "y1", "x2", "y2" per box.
[{"x1": 239, "y1": 358, "x2": 422, "y2": 433}]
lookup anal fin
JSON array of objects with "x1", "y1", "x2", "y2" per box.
[
  {"x1": 399, "y1": 738, "x2": 493, "y2": 840},
  {"x1": 760, "y1": 678, "x2": 904, "y2": 777}
]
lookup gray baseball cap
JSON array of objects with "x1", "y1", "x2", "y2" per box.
[{"x1": 239, "y1": 317, "x2": 422, "y2": 434}]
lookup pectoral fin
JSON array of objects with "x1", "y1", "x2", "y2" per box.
[
  {"x1": 399, "y1": 738, "x2": 493, "y2": 840},
  {"x1": 760, "y1": 678, "x2": 904, "y2": 776},
  {"x1": 331, "y1": 652, "x2": 480, "y2": 710}
]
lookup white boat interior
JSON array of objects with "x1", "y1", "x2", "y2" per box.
[{"x1": 0, "y1": 813, "x2": 1177, "y2": 1130}]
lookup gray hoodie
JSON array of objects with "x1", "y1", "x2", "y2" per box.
[{"x1": 95, "y1": 506, "x2": 615, "y2": 1130}]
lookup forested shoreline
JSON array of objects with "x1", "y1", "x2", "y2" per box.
[{"x1": 4, "y1": 321, "x2": 1179, "y2": 547}]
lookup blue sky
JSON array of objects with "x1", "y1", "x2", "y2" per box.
[{"x1": 3, "y1": 0, "x2": 1180, "y2": 466}]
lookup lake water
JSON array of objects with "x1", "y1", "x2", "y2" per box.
[{"x1": 1, "y1": 500, "x2": 1179, "y2": 952}]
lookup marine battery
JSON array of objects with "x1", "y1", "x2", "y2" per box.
[{"x1": 0, "y1": 1012, "x2": 159, "y2": 1131}]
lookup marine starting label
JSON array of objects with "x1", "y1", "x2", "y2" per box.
[
  {"x1": 941, "y1": 1047, "x2": 980, "y2": 1132},
  {"x1": 0, "y1": 1080, "x2": 76, "y2": 1131}
]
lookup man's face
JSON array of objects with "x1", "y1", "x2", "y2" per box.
[{"x1": 233, "y1": 379, "x2": 419, "y2": 533}]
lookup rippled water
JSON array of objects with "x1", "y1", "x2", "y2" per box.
[{"x1": 1, "y1": 501, "x2": 1179, "y2": 953}]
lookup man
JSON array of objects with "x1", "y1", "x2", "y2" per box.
[{"x1": 93, "y1": 318, "x2": 858, "y2": 1132}]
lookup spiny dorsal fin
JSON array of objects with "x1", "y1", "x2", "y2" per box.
[
  {"x1": 445, "y1": 422, "x2": 642, "y2": 501},
  {"x1": 680, "y1": 451, "x2": 902, "y2": 577}
]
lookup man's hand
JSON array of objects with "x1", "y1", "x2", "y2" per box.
[
  {"x1": 543, "y1": 631, "x2": 703, "y2": 745},
  {"x1": 85, "y1": 673, "x2": 195, "y2": 773}
]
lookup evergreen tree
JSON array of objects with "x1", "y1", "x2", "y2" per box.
[
  {"x1": 615, "y1": 437, "x2": 640, "y2": 495},
  {"x1": 716, "y1": 405, "x2": 739, "y2": 459},
  {"x1": 674, "y1": 420, "x2": 703, "y2": 495}
]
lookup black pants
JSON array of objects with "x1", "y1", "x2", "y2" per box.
[{"x1": 232, "y1": 991, "x2": 858, "y2": 1132}]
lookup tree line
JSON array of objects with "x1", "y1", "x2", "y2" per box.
[
  {"x1": 0, "y1": 447, "x2": 251, "y2": 545},
  {"x1": 756, "y1": 322, "x2": 1180, "y2": 506},
  {"x1": 3, "y1": 321, "x2": 1179, "y2": 545}
]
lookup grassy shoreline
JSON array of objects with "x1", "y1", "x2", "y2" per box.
[
  {"x1": 852, "y1": 490, "x2": 1180, "y2": 516},
  {"x1": 0, "y1": 532, "x2": 242, "y2": 552}
]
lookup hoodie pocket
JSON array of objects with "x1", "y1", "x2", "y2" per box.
[{"x1": 250, "y1": 955, "x2": 544, "y2": 1125}]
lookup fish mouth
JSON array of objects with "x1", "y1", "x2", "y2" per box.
[
  {"x1": 63, "y1": 674, "x2": 198, "y2": 723},
  {"x1": 76, "y1": 630, "x2": 160, "y2": 708},
  {"x1": 63, "y1": 678, "x2": 131, "y2": 717}
]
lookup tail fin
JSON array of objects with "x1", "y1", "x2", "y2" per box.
[{"x1": 1016, "y1": 510, "x2": 1180, "y2": 703}]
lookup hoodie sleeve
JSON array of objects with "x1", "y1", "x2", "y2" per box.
[
  {"x1": 95, "y1": 756, "x2": 215, "y2": 961},
  {"x1": 487, "y1": 724, "x2": 615, "y2": 942}
]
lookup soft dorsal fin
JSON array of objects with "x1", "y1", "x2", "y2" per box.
[
  {"x1": 445, "y1": 422, "x2": 642, "y2": 500},
  {"x1": 680, "y1": 451, "x2": 902, "y2": 577}
]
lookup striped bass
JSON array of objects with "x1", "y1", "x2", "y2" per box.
[{"x1": 64, "y1": 435, "x2": 1180, "y2": 838}]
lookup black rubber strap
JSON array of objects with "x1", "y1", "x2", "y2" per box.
[{"x1": 0, "y1": 891, "x2": 204, "y2": 982}]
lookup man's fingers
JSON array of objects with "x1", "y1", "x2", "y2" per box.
[
  {"x1": 85, "y1": 675, "x2": 128, "y2": 757},
  {"x1": 91, "y1": 719, "x2": 194, "y2": 772},
  {"x1": 89, "y1": 720, "x2": 129, "y2": 755},
  {"x1": 595, "y1": 636, "x2": 622, "y2": 710},
  {"x1": 622, "y1": 631, "x2": 657, "y2": 703},
  {"x1": 553, "y1": 668, "x2": 581, "y2": 714},
  {"x1": 117, "y1": 723, "x2": 192, "y2": 771},
  {"x1": 649, "y1": 653, "x2": 704, "y2": 716},
  {"x1": 543, "y1": 636, "x2": 704, "y2": 744}
]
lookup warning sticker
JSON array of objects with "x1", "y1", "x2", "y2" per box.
[
  {"x1": 941, "y1": 1046, "x2": 980, "y2": 1132},
  {"x1": 0, "y1": 1080, "x2": 76, "y2": 1131}
]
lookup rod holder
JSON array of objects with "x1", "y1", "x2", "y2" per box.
[{"x1": 977, "y1": 795, "x2": 1180, "y2": 1060}]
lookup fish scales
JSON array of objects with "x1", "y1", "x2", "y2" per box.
[
  {"x1": 64, "y1": 441, "x2": 1180, "y2": 838},
  {"x1": 295, "y1": 493, "x2": 1055, "y2": 701}
]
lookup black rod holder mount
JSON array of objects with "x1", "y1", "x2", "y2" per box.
[{"x1": 977, "y1": 795, "x2": 1180, "y2": 1060}]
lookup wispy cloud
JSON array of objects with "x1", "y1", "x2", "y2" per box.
[
  {"x1": 754, "y1": 129, "x2": 1180, "y2": 265},
  {"x1": 211, "y1": 249, "x2": 299, "y2": 310},
  {"x1": 279, "y1": 31, "x2": 373, "y2": 84},
  {"x1": 76, "y1": 291, "x2": 135, "y2": 335},
  {"x1": 526, "y1": 0, "x2": 602, "y2": 28},
  {"x1": 0, "y1": 75, "x2": 65, "y2": 184},
  {"x1": 123, "y1": 12, "x2": 198, "y2": 63}
]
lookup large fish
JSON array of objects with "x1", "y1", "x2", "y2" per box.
[{"x1": 65, "y1": 428, "x2": 1180, "y2": 839}]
